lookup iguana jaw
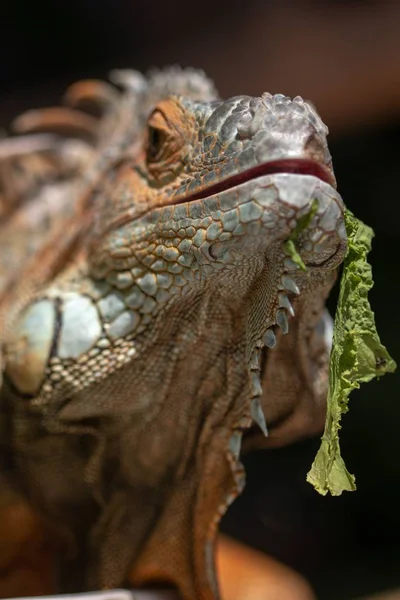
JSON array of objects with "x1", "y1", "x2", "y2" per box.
[
  {"x1": 178, "y1": 158, "x2": 336, "y2": 205},
  {"x1": 101, "y1": 157, "x2": 337, "y2": 236}
]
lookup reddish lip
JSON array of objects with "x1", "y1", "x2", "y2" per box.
[
  {"x1": 105, "y1": 158, "x2": 335, "y2": 234},
  {"x1": 180, "y1": 158, "x2": 335, "y2": 204}
]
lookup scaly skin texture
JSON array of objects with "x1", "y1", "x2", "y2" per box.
[{"x1": 0, "y1": 68, "x2": 346, "y2": 599}]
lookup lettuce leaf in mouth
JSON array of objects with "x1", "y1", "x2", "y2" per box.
[
  {"x1": 284, "y1": 199, "x2": 319, "y2": 270},
  {"x1": 306, "y1": 210, "x2": 397, "y2": 496}
]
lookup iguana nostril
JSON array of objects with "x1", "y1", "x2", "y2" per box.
[{"x1": 236, "y1": 110, "x2": 254, "y2": 140}]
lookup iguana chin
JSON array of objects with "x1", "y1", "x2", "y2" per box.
[{"x1": 0, "y1": 68, "x2": 346, "y2": 599}]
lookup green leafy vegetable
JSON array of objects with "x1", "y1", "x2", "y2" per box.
[
  {"x1": 307, "y1": 210, "x2": 397, "y2": 495},
  {"x1": 284, "y1": 199, "x2": 319, "y2": 270}
]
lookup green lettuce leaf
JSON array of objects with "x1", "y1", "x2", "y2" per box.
[
  {"x1": 284, "y1": 199, "x2": 319, "y2": 270},
  {"x1": 307, "y1": 210, "x2": 396, "y2": 495}
]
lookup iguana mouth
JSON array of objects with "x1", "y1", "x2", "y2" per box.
[
  {"x1": 106, "y1": 159, "x2": 335, "y2": 234},
  {"x1": 181, "y1": 158, "x2": 335, "y2": 204}
]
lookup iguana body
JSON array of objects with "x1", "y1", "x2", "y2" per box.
[{"x1": 0, "y1": 68, "x2": 346, "y2": 599}]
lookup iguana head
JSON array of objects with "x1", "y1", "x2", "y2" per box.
[
  {"x1": 88, "y1": 88, "x2": 346, "y2": 446},
  {"x1": 4, "y1": 74, "x2": 347, "y2": 445}
]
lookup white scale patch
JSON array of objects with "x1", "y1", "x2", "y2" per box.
[
  {"x1": 107, "y1": 310, "x2": 139, "y2": 339},
  {"x1": 5, "y1": 298, "x2": 56, "y2": 394},
  {"x1": 97, "y1": 292, "x2": 126, "y2": 321},
  {"x1": 58, "y1": 294, "x2": 102, "y2": 359}
]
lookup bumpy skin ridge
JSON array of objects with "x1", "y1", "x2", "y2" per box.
[{"x1": 0, "y1": 68, "x2": 346, "y2": 599}]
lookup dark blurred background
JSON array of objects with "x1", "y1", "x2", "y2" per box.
[{"x1": 0, "y1": 1, "x2": 399, "y2": 598}]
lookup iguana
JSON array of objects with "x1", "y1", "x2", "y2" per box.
[{"x1": 0, "y1": 67, "x2": 349, "y2": 598}]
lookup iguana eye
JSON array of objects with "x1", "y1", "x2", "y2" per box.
[
  {"x1": 145, "y1": 98, "x2": 188, "y2": 183},
  {"x1": 147, "y1": 125, "x2": 166, "y2": 163},
  {"x1": 146, "y1": 106, "x2": 173, "y2": 167}
]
